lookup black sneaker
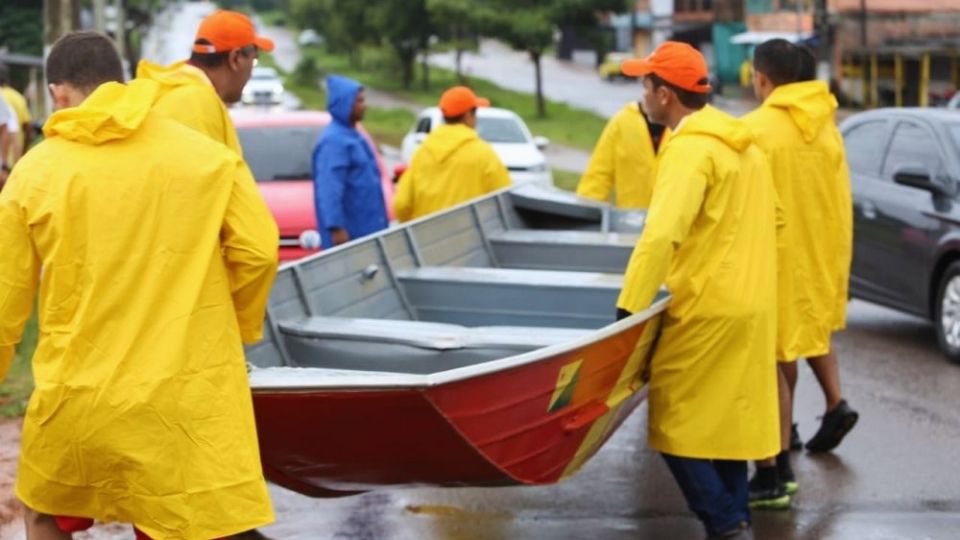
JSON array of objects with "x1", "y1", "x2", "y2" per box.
[
  {"x1": 790, "y1": 422, "x2": 802, "y2": 451},
  {"x1": 748, "y1": 472, "x2": 791, "y2": 510},
  {"x1": 805, "y1": 399, "x2": 859, "y2": 453},
  {"x1": 776, "y1": 451, "x2": 798, "y2": 495}
]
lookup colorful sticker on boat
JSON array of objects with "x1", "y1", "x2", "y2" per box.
[{"x1": 547, "y1": 359, "x2": 583, "y2": 413}]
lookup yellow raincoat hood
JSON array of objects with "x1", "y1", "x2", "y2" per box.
[
  {"x1": 743, "y1": 81, "x2": 852, "y2": 360},
  {"x1": 0, "y1": 78, "x2": 277, "y2": 538},
  {"x1": 135, "y1": 59, "x2": 242, "y2": 154},
  {"x1": 576, "y1": 102, "x2": 668, "y2": 209},
  {"x1": 618, "y1": 105, "x2": 780, "y2": 460},
  {"x1": 420, "y1": 122, "x2": 480, "y2": 163},
  {"x1": 43, "y1": 79, "x2": 158, "y2": 145},
  {"x1": 676, "y1": 104, "x2": 752, "y2": 152},
  {"x1": 394, "y1": 123, "x2": 510, "y2": 222},
  {"x1": 763, "y1": 81, "x2": 838, "y2": 143}
]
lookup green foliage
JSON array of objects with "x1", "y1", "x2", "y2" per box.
[
  {"x1": 292, "y1": 56, "x2": 322, "y2": 87},
  {"x1": 370, "y1": 0, "x2": 432, "y2": 90},
  {"x1": 551, "y1": 169, "x2": 581, "y2": 192},
  {"x1": 0, "y1": 0, "x2": 43, "y2": 56}
]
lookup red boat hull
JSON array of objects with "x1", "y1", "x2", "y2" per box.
[{"x1": 252, "y1": 314, "x2": 661, "y2": 496}]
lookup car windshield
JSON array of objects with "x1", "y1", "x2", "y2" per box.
[
  {"x1": 252, "y1": 68, "x2": 278, "y2": 80},
  {"x1": 476, "y1": 117, "x2": 528, "y2": 144},
  {"x1": 237, "y1": 125, "x2": 324, "y2": 181}
]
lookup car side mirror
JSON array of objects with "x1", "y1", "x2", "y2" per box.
[
  {"x1": 893, "y1": 165, "x2": 943, "y2": 195},
  {"x1": 414, "y1": 133, "x2": 427, "y2": 144},
  {"x1": 534, "y1": 136, "x2": 550, "y2": 150}
]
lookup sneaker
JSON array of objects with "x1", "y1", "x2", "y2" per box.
[
  {"x1": 779, "y1": 467, "x2": 798, "y2": 495},
  {"x1": 805, "y1": 399, "x2": 859, "y2": 453},
  {"x1": 790, "y1": 423, "x2": 802, "y2": 451},
  {"x1": 748, "y1": 474, "x2": 791, "y2": 510},
  {"x1": 776, "y1": 451, "x2": 798, "y2": 495}
]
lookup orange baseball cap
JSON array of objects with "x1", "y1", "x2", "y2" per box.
[
  {"x1": 192, "y1": 10, "x2": 275, "y2": 54},
  {"x1": 622, "y1": 41, "x2": 712, "y2": 94},
  {"x1": 439, "y1": 86, "x2": 490, "y2": 117}
]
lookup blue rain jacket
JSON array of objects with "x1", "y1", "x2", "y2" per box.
[{"x1": 312, "y1": 75, "x2": 387, "y2": 247}]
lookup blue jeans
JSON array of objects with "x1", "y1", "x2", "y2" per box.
[{"x1": 661, "y1": 453, "x2": 750, "y2": 537}]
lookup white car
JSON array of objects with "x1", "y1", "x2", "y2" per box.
[
  {"x1": 242, "y1": 67, "x2": 284, "y2": 105},
  {"x1": 401, "y1": 107, "x2": 553, "y2": 186}
]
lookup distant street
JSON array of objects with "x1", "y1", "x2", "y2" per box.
[{"x1": 429, "y1": 40, "x2": 756, "y2": 119}]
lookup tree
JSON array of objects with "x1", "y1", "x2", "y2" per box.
[
  {"x1": 427, "y1": 0, "x2": 482, "y2": 84},
  {"x1": 482, "y1": 0, "x2": 627, "y2": 118},
  {"x1": 483, "y1": 5, "x2": 551, "y2": 117},
  {"x1": 371, "y1": 0, "x2": 432, "y2": 90},
  {"x1": 289, "y1": 0, "x2": 375, "y2": 68}
]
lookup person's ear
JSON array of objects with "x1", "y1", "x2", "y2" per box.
[
  {"x1": 48, "y1": 83, "x2": 72, "y2": 111},
  {"x1": 228, "y1": 48, "x2": 243, "y2": 72},
  {"x1": 657, "y1": 85, "x2": 671, "y2": 108}
]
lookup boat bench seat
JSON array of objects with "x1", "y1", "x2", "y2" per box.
[
  {"x1": 487, "y1": 230, "x2": 637, "y2": 273},
  {"x1": 395, "y1": 266, "x2": 623, "y2": 329},
  {"x1": 278, "y1": 316, "x2": 591, "y2": 374}
]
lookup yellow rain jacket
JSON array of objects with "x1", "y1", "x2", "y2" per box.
[
  {"x1": 576, "y1": 102, "x2": 667, "y2": 209},
  {"x1": 394, "y1": 123, "x2": 511, "y2": 222},
  {"x1": 0, "y1": 79, "x2": 277, "y2": 539},
  {"x1": 136, "y1": 59, "x2": 242, "y2": 155},
  {"x1": 617, "y1": 105, "x2": 780, "y2": 460},
  {"x1": 742, "y1": 81, "x2": 852, "y2": 361}
]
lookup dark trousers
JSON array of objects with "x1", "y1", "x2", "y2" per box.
[{"x1": 661, "y1": 453, "x2": 750, "y2": 537}]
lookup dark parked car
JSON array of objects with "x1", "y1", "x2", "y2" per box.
[{"x1": 844, "y1": 108, "x2": 960, "y2": 363}]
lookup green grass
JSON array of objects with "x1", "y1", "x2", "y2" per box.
[
  {"x1": 260, "y1": 52, "x2": 416, "y2": 147},
  {"x1": 552, "y1": 169, "x2": 581, "y2": 192},
  {"x1": 0, "y1": 312, "x2": 37, "y2": 418},
  {"x1": 258, "y1": 9, "x2": 287, "y2": 27},
  {"x1": 274, "y1": 47, "x2": 606, "y2": 151}
]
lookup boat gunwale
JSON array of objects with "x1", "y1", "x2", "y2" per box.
[{"x1": 249, "y1": 295, "x2": 669, "y2": 391}]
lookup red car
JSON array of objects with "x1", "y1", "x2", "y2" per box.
[{"x1": 232, "y1": 109, "x2": 395, "y2": 261}]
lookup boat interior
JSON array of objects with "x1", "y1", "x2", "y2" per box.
[{"x1": 247, "y1": 187, "x2": 652, "y2": 376}]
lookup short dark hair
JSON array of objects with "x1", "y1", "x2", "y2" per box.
[
  {"x1": 189, "y1": 40, "x2": 257, "y2": 69},
  {"x1": 443, "y1": 108, "x2": 476, "y2": 125},
  {"x1": 46, "y1": 31, "x2": 124, "y2": 92},
  {"x1": 647, "y1": 73, "x2": 709, "y2": 110},
  {"x1": 0, "y1": 64, "x2": 9, "y2": 86},
  {"x1": 797, "y1": 45, "x2": 817, "y2": 82},
  {"x1": 753, "y1": 39, "x2": 817, "y2": 86}
]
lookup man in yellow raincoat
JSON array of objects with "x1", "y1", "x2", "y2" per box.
[
  {"x1": 394, "y1": 86, "x2": 511, "y2": 222},
  {"x1": 0, "y1": 32, "x2": 277, "y2": 539},
  {"x1": 136, "y1": 10, "x2": 274, "y2": 154},
  {"x1": 742, "y1": 39, "x2": 857, "y2": 507},
  {"x1": 617, "y1": 42, "x2": 780, "y2": 540},
  {"x1": 575, "y1": 102, "x2": 667, "y2": 209}
]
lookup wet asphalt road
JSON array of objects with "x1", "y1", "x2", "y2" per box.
[{"x1": 258, "y1": 299, "x2": 960, "y2": 540}]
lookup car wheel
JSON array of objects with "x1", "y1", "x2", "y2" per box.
[{"x1": 934, "y1": 261, "x2": 960, "y2": 364}]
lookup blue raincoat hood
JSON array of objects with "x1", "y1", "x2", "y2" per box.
[{"x1": 326, "y1": 75, "x2": 362, "y2": 126}]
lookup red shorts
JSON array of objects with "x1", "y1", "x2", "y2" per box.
[{"x1": 55, "y1": 516, "x2": 153, "y2": 540}]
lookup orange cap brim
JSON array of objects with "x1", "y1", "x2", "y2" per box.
[
  {"x1": 254, "y1": 36, "x2": 275, "y2": 53},
  {"x1": 476, "y1": 97, "x2": 491, "y2": 107},
  {"x1": 621, "y1": 58, "x2": 653, "y2": 77}
]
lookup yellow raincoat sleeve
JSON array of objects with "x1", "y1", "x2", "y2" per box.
[
  {"x1": 0, "y1": 175, "x2": 39, "y2": 380},
  {"x1": 576, "y1": 117, "x2": 619, "y2": 202},
  {"x1": 483, "y1": 148, "x2": 512, "y2": 191},
  {"x1": 221, "y1": 162, "x2": 279, "y2": 343},
  {"x1": 617, "y1": 147, "x2": 708, "y2": 313}
]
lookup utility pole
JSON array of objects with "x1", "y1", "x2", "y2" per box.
[
  {"x1": 114, "y1": 0, "x2": 126, "y2": 63},
  {"x1": 93, "y1": 0, "x2": 107, "y2": 33},
  {"x1": 43, "y1": 0, "x2": 80, "y2": 114}
]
